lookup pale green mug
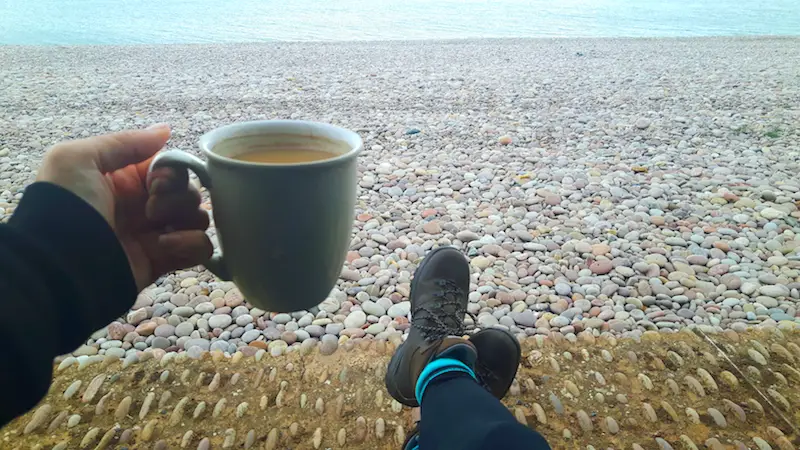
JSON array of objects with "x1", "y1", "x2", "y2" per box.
[{"x1": 149, "y1": 120, "x2": 362, "y2": 312}]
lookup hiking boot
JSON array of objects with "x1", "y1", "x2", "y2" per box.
[
  {"x1": 470, "y1": 328, "x2": 521, "y2": 399},
  {"x1": 385, "y1": 246, "x2": 475, "y2": 407}
]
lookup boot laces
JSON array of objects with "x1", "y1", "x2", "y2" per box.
[{"x1": 413, "y1": 279, "x2": 466, "y2": 342}]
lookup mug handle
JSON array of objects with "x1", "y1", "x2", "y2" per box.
[{"x1": 148, "y1": 150, "x2": 231, "y2": 280}]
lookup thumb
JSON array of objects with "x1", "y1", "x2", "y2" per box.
[{"x1": 89, "y1": 124, "x2": 172, "y2": 173}]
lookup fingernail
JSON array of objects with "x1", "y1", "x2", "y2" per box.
[
  {"x1": 146, "y1": 123, "x2": 171, "y2": 137},
  {"x1": 149, "y1": 178, "x2": 162, "y2": 194}
]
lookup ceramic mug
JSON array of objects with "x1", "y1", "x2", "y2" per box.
[{"x1": 149, "y1": 120, "x2": 362, "y2": 312}]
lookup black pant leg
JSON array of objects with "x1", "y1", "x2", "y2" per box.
[{"x1": 419, "y1": 374, "x2": 551, "y2": 450}]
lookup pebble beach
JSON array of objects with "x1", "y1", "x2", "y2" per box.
[{"x1": 1, "y1": 37, "x2": 799, "y2": 360}]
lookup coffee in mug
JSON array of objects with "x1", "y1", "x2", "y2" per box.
[
  {"x1": 148, "y1": 120, "x2": 362, "y2": 312},
  {"x1": 233, "y1": 148, "x2": 337, "y2": 164},
  {"x1": 218, "y1": 133, "x2": 340, "y2": 164}
]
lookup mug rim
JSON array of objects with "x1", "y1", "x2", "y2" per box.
[{"x1": 199, "y1": 120, "x2": 363, "y2": 168}]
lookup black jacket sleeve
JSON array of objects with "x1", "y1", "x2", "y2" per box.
[{"x1": 0, "y1": 182, "x2": 138, "y2": 427}]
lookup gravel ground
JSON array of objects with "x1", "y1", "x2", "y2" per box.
[{"x1": 1, "y1": 37, "x2": 799, "y2": 358}]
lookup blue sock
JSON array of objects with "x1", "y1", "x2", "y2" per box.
[{"x1": 414, "y1": 357, "x2": 476, "y2": 404}]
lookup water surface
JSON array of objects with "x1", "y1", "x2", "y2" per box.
[{"x1": 1, "y1": 0, "x2": 798, "y2": 44}]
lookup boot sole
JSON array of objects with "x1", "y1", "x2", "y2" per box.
[{"x1": 385, "y1": 246, "x2": 460, "y2": 407}]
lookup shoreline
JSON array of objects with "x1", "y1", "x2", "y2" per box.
[{"x1": 2, "y1": 34, "x2": 800, "y2": 48}]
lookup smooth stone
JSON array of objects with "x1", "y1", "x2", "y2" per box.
[
  {"x1": 554, "y1": 283, "x2": 572, "y2": 296},
  {"x1": 184, "y1": 339, "x2": 211, "y2": 351},
  {"x1": 319, "y1": 335, "x2": 338, "y2": 355},
  {"x1": 325, "y1": 323, "x2": 344, "y2": 335},
  {"x1": 760, "y1": 285, "x2": 789, "y2": 298},
  {"x1": 73, "y1": 345, "x2": 98, "y2": 356},
  {"x1": 235, "y1": 314, "x2": 253, "y2": 326},
  {"x1": 273, "y1": 313, "x2": 292, "y2": 324},
  {"x1": 478, "y1": 315, "x2": 499, "y2": 327},
  {"x1": 514, "y1": 310, "x2": 536, "y2": 327},
  {"x1": 756, "y1": 297, "x2": 779, "y2": 308},
  {"x1": 241, "y1": 330, "x2": 262, "y2": 343},
  {"x1": 175, "y1": 322, "x2": 194, "y2": 337},
  {"x1": 305, "y1": 325, "x2": 325, "y2": 338},
  {"x1": 362, "y1": 301, "x2": 386, "y2": 317},
  {"x1": 194, "y1": 302, "x2": 215, "y2": 314},
  {"x1": 319, "y1": 296, "x2": 341, "y2": 313},
  {"x1": 590, "y1": 260, "x2": 613, "y2": 275},
  {"x1": 388, "y1": 301, "x2": 411, "y2": 318},
  {"x1": 456, "y1": 230, "x2": 480, "y2": 242},
  {"x1": 208, "y1": 315, "x2": 233, "y2": 329},
  {"x1": 343, "y1": 311, "x2": 367, "y2": 328},
  {"x1": 105, "y1": 347, "x2": 126, "y2": 358},
  {"x1": 366, "y1": 323, "x2": 386, "y2": 334},
  {"x1": 154, "y1": 324, "x2": 175, "y2": 338},
  {"x1": 151, "y1": 337, "x2": 170, "y2": 349}
]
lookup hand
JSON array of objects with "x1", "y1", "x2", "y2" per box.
[{"x1": 36, "y1": 124, "x2": 213, "y2": 291}]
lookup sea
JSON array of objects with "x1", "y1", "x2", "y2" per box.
[{"x1": 1, "y1": 0, "x2": 799, "y2": 45}]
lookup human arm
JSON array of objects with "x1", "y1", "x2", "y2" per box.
[{"x1": 0, "y1": 125, "x2": 212, "y2": 426}]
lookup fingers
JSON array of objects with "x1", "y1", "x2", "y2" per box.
[
  {"x1": 145, "y1": 168, "x2": 209, "y2": 234},
  {"x1": 147, "y1": 164, "x2": 190, "y2": 194},
  {"x1": 171, "y1": 210, "x2": 210, "y2": 232},
  {"x1": 133, "y1": 230, "x2": 214, "y2": 289},
  {"x1": 153, "y1": 203, "x2": 210, "y2": 231},
  {"x1": 155, "y1": 230, "x2": 214, "y2": 273},
  {"x1": 145, "y1": 155, "x2": 204, "y2": 216},
  {"x1": 146, "y1": 188, "x2": 203, "y2": 223},
  {"x1": 91, "y1": 124, "x2": 172, "y2": 173}
]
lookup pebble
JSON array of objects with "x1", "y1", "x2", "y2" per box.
[
  {"x1": 388, "y1": 301, "x2": 411, "y2": 318},
  {"x1": 514, "y1": 310, "x2": 536, "y2": 327},
  {"x1": 760, "y1": 285, "x2": 789, "y2": 298},
  {"x1": 362, "y1": 301, "x2": 386, "y2": 316},
  {"x1": 456, "y1": 230, "x2": 479, "y2": 242},
  {"x1": 175, "y1": 322, "x2": 194, "y2": 337},
  {"x1": 590, "y1": 260, "x2": 613, "y2": 275},
  {"x1": 241, "y1": 329, "x2": 262, "y2": 343},
  {"x1": 554, "y1": 283, "x2": 571, "y2": 296},
  {"x1": 23, "y1": 404, "x2": 52, "y2": 434},
  {"x1": 343, "y1": 310, "x2": 367, "y2": 328},
  {"x1": 184, "y1": 339, "x2": 211, "y2": 351},
  {"x1": 63, "y1": 380, "x2": 81, "y2": 400},
  {"x1": 576, "y1": 410, "x2": 593, "y2": 431},
  {"x1": 707, "y1": 408, "x2": 727, "y2": 427},
  {"x1": 38, "y1": 40, "x2": 800, "y2": 353},
  {"x1": 320, "y1": 334, "x2": 339, "y2": 355},
  {"x1": 208, "y1": 315, "x2": 232, "y2": 329},
  {"x1": 154, "y1": 324, "x2": 175, "y2": 338},
  {"x1": 194, "y1": 302, "x2": 215, "y2": 314}
]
